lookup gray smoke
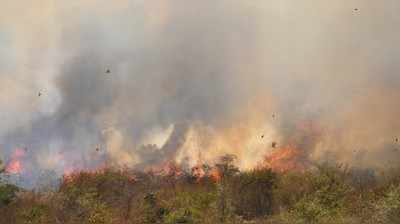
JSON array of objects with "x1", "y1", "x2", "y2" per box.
[{"x1": 1, "y1": 0, "x2": 400, "y2": 187}]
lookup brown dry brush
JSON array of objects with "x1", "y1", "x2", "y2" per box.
[{"x1": 0, "y1": 159, "x2": 400, "y2": 224}]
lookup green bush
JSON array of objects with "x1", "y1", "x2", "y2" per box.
[
  {"x1": 18, "y1": 204, "x2": 48, "y2": 224},
  {"x1": 278, "y1": 166, "x2": 351, "y2": 224},
  {"x1": 371, "y1": 184, "x2": 400, "y2": 224},
  {"x1": 0, "y1": 184, "x2": 18, "y2": 206},
  {"x1": 165, "y1": 208, "x2": 194, "y2": 224},
  {"x1": 273, "y1": 171, "x2": 313, "y2": 210},
  {"x1": 231, "y1": 168, "x2": 277, "y2": 219},
  {"x1": 162, "y1": 190, "x2": 218, "y2": 223},
  {"x1": 0, "y1": 163, "x2": 399, "y2": 224},
  {"x1": 143, "y1": 193, "x2": 168, "y2": 224}
]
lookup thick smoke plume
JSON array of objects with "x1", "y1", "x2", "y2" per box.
[{"x1": 1, "y1": 0, "x2": 400, "y2": 187}]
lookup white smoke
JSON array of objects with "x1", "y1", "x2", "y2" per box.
[{"x1": 1, "y1": 1, "x2": 400, "y2": 187}]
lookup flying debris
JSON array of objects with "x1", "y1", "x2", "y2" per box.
[
  {"x1": 105, "y1": 69, "x2": 111, "y2": 74},
  {"x1": 95, "y1": 147, "x2": 100, "y2": 152},
  {"x1": 271, "y1": 142, "x2": 277, "y2": 148},
  {"x1": 261, "y1": 135, "x2": 265, "y2": 139},
  {"x1": 395, "y1": 138, "x2": 399, "y2": 143},
  {"x1": 354, "y1": 8, "x2": 359, "y2": 12},
  {"x1": 38, "y1": 92, "x2": 42, "y2": 97}
]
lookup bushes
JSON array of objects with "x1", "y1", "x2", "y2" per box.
[
  {"x1": 272, "y1": 166, "x2": 352, "y2": 224},
  {"x1": 371, "y1": 184, "x2": 400, "y2": 224},
  {"x1": 143, "y1": 193, "x2": 167, "y2": 224},
  {"x1": 274, "y1": 171, "x2": 313, "y2": 210},
  {"x1": 0, "y1": 159, "x2": 19, "y2": 207},
  {"x1": 164, "y1": 208, "x2": 193, "y2": 224},
  {"x1": 291, "y1": 167, "x2": 350, "y2": 224},
  {"x1": 0, "y1": 184, "x2": 18, "y2": 206},
  {"x1": 18, "y1": 204, "x2": 49, "y2": 224},
  {"x1": 231, "y1": 169, "x2": 276, "y2": 219},
  {"x1": 163, "y1": 191, "x2": 218, "y2": 224},
  {"x1": 0, "y1": 162, "x2": 400, "y2": 224}
]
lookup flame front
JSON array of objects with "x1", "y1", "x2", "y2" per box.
[
  {"x1": 263, "y1": 145, "x2": 309, "y2": 173},
  {"x1": 6, "y1": 160, "x2": 22, "y2": 174},
  {"x1": 5, "y1": 148, "x2": 27, "y2": 174}
]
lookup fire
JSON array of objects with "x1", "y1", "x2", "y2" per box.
[
  {"x1": 147, "y1": 161, "x2": 185, "y2": 178},
  {"x1": 263, "y1": 145, "x2": 310, "y2": 172},
  {"x1": 5, "y1": 148, "x2": 27, "y2": 174},
  {"x1": 191, "y1": 165, "x2": 221, "y2": 182},
  {"x1": 62, "y1": 166, "x2": 136, "y2": 185},
  {"x1": 208, "y1": 168, "x2": 222, "y2": 182},
  {"x1": 6, "y1": 160, "x2": 22, "y2": 174},
  {"x1": 62, "y1": 168, "x2": 106, "y2": 184}
]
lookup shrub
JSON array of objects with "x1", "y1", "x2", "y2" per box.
[
  {"x1": 231, "y1": 168, "x2": 277, "y2": 219},
  {"x1": 371, "y1": 184, "x2": 400, "y2": 224},
  {"x1": 0, "y1": 184, "x2": 18, "y2": 206},
  {"x1": 18, "y1": 204, "x2": 48, "y2": 224},
  {"x1": 280, "y1": 166, "x2": 351, "y2": 224},
  {"x1": 143, "y1": 193, "x2": 167, "y2": 224}
]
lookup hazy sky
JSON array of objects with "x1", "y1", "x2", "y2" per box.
[{"x1": 1, "y1": 1, "x2": 400, "y2": 186}]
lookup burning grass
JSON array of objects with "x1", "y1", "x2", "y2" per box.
[{"x1": 1, "y1": 157, "x2": 400, "y2": 224}]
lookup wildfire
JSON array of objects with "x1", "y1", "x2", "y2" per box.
[
  {"x1": 208, "y1": 168, "x2": 222, "y2": 182},
  {"x1": 191, "y1": 165, "x2": 221, "y2": 182},
  {"x1": 62, "y1": 166, "x2": 136, "y2": 185},
  {"x1": 263, "y1": 145, "x2": 310, "y2": 172},
  {"x1": 5, "y1": 148, "x2": 27, "y2": 174},
  {"x1": 6, "y1": 160, "x2": 22, "y2": 174},
  {"x1": 62, "y1": 168, "x2": 106, "y2": 184},
  {"x1": 148, "y1": 161, "x2": 185, "y2": 178},
  {"x1": 1, "y1": 119, "x2": 319, "y2": 182}
]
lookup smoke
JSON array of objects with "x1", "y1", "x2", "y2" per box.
[{"x1": 1, "y1": 0, "x2": 400, "y2": 187}]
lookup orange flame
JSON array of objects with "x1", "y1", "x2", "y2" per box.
[
  {"x1": 62, "y1": 166, "x2": 136, "y2": 185},
  {"x1": 208, "y1": 168, "x2": 222, "y2": 182},
  {"x1": 5, "y1": 148, "x2": 27, "y2": 174},
  {"x1": 6, "y1": 160, "x2": 22, "y2": 174},
  {"x1": 263, "y1": 145, "x2": 309, "y2": 172},
  {"x1": 191, "y1": 165, "x2": 222, "y2": 182}
]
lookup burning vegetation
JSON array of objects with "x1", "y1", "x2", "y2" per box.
[
  {"x1": 1, "y1": 112, "x2": 399, "y2": 224},
  {"x1": 263, "y1": 145, "x2": 309, "y2": 173},
  {"x1": 2, "y1": 0, "x2": 400, "y2": 223},
  {"x1": 1, "y1": 156, "x2": 400, "y2": 224},
  {"x1": 4, "y1": 148, "x2": 27, "y2": 175}
]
